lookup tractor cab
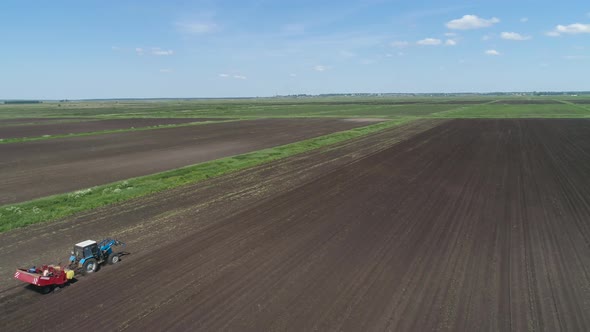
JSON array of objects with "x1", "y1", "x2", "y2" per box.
[{"x1": 70, "y1": 240, "x2": 99, "y2": 262}]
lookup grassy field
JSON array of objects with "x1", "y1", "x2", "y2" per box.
[
  {"x1": 2, "y1": 96, "x2": 589, "y2": 120},
  {"x1": 436, "y1": 103, "x2": 590, "y2": 118},
  {"x1": 0, "y1": 100, "x2": 451, "y2": 118},
  {"x1": 2, "y1": 95, "x2": 590, "y2": 231}
]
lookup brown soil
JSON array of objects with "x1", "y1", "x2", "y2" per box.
[
  {"x1": 491, "y1": 99, "x2": 564, "y2": 105},
  {"x1": 0, "y1": 118, "x2": 230, "y2": 139},
  {"x1": 0, "y1": 118, "x2": 381, "y2": 204},
  {"x1": 437, "y1": 100, "x2": 492, "y2": 104},
  {"x1": 2, "y1": 119, "x2": 590, "y2": 331},
  {"x1": 565, "y1": 99, "x2": 590, "y2": 104}
]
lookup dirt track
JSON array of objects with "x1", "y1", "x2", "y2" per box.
[
  {"x1": 0, "y1": 118, "x2": 376, "y2": 204},
  {"x1": 0, "y1": 118, "x2": 230, "y2": 139},
  {"x1": 2, "y1": 119, "x2": 590, "y2": 331}
]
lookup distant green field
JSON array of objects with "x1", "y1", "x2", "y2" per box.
[
  {"x1": 2, "y1": 96, "x2": 589, "y2": 120},
  {"x1": 0, "y1": 99, "x2": 454, "y2": 118},
  {"x1": 436, "y1": 103, "x2": 590, "y2": 118}
]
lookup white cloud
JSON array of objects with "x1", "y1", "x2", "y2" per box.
[
  {"x1": 151, "y1": 48, "x2": 174, "y2": 56},
  {"x1": 417, "y1": 38, "x2": 442, "y2": 46},
  {"x1": 445, "y1": 39, "x2": 457, "y2": 46},
  {"x1": 282, "y1": 23, "x2": 305, "y2": 35},
  {"x1": 111, "y1": 46, "x2": 120, "y2": 51},
  {"x1": 176, "y1": 22, "x2": 217, "y2": 34},
  {"x1": 563, "y1": 55, "x2": 589, "y2": 60},
  {"x1": 549, "y1": 23, "x2": 590, "y2": 36},
  {"x1": 501, "y1": 32, "x2": 531, "y2": 41},
  {"x1": 520, "y1": 17, "x2": 529, "y2": 23},
  {"x1": 391, "y1": 41, "x2": 409, "y2": 48},
  {"x1": 289, "y1": 73, "x2": 297, "y2": 77},
  {"x1": 339, "y1": 50, "x2": 356, "y2": 58},
  {"x1": 314, "y1": 65, "x2": 328, "y2": 72},
  {"x1": 485, "y1": 49, "x2": 501, "y2": 56},
  {"x1": 446, "y1": 15, "x2": 500, "y2": 30},
  {"x1": 444, "y1": 32, "x2": 457, "y2": 37},
  {"x1": 386, "y1": 52, "x2": 405, "y2": 57},
  {"x1": 219, "y1": 73, "x2": 247, "y2": 80},
  {"x1": 134, "y1": 47, "x2": 174, "y2": 56}
]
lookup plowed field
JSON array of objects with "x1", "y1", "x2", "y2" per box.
[
  {"x1": 2, "y1": 119, "x2": 590, "y2": 331},
  {"x1": 0, "y1": 118, "x2": 229, "y2": 139},
  {"x1": 0, "y1": 118, "x2": 377, "y2": 204}
]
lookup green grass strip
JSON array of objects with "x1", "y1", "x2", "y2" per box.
[
  {"x1": 0, "y1": 117, "x2": 414, "y2": 232},
  {"x1": 0, "y1": 119, "x2": 239, "y2": 144}
]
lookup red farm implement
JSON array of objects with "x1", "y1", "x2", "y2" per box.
[{"x1": 14, "y1": 265, "x2": 75, "y2": 294}]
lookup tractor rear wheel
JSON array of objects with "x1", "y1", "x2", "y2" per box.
[
  {"x1": 108, "y1": 253, "x2": 119, "y2": 265},
  {"x1": 82, "y1": 258, "x2": 98, "y2": 275}
]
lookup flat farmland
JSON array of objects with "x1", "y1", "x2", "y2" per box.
[
  {"x1": 0, "y1": 118, "x2": 229, "y2": 139},
  {"x1": 2, "y1": 119, "x2": 590, "y2": 331},
  {"x1": 0, "y1": 118, "x2": 83, "y2": 125},
  {"x1": 440, "y1": 103, "x2": 590, "y2": 118},
  {"x1": 0, "y1": 118, "x2": 378, "y2": 204}
]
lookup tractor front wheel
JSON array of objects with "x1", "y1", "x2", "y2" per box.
[
  {"x1": 82, "y1": 258, "x2": 98, "y2": 275},
  {"x1": 108, "y1": 253, "x2": 119, "y2": 265}
]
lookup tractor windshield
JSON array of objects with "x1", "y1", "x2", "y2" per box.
[{"x1": 74, "y1": 246, "x2": 84, "y2": 259}]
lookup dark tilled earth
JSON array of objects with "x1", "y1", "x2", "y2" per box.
[
  {"x1": 0, "y1": 118, "x2": 378, "y2": 204},
  {"x1": 2, "y1": 119, "x2": 590, "y2": 331},
  {"x1": 0, "y1": 118, "x2": 230, "y2": 139},
  {"x1": 491, "y1": 99, "x2": 566, "y2": 104}
]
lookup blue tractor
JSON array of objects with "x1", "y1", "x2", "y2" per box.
[{"x1": 68, "y1": 238, "x2": 126, "y2": 275}]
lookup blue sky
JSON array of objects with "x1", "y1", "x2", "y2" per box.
[{"x1": 1, "y1": 0, "x2": 589, "y2": 99}]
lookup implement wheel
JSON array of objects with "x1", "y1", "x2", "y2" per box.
[{"x1": 82, "y1": 258, "x2": 98, "y2": 275}]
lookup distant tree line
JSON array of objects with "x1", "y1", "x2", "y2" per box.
[
  {"x1": 533, "y1": 91, "x2": 590, "y2": 96},
  {"x1": 274, "y1": 91, "x2": 590, "y2": 98},
  {"x1": 2, "y1": 100, "x2": 42, "y2": 104}
]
